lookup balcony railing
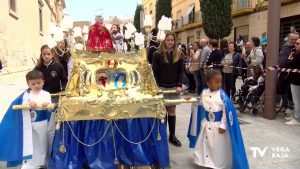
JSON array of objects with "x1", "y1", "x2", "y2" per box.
[
  {"x1": 232, "y1": 0, "x2": 254, "y2": 17},
  {"x1": 173, "y1": 10, "x2": 202, "y2": 30}
]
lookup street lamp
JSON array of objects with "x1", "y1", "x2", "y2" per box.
[
  {"x1": 144, "y1": 14, "x2": 152, "y2": 28},
  {"x1": 144, "y1": 14, "x2": 152, "y2": 48}
]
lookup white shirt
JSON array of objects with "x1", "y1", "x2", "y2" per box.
[
  {"x1": 249, "y1": 46, "x2": 264, "y2": 69},
  {"x1": 201, "y1": 89, "x2": 227, "y2": 130},
  {"x1": 221, "y1": 53, "x2": 234, "y2": 73},
  {"x1": 246, "y1": 76, "x2": 264, "y2": 90},
  {"x1": 28, "y1": 90, "x2": 51, "y2": 109}
]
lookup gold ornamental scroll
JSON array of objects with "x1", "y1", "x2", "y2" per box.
[{"x1": 57, "y1": 49, "x2": 166, "y2": 123}]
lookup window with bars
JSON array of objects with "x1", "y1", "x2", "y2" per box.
[
  {"x1": 9, "y1": 0, "x2": 18, "y2": 19},
  {"x1": 280, "y1": 14, "x2": 300, "y2": 45}
]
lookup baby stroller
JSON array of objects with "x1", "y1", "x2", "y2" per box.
[{"x1": 232, "y1": 78, "x2": 265, "y2": 115}]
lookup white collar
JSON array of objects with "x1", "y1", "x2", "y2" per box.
[
  {"x1": 44, "y1": 60, "x2": 52, "y2": 67},
  {"x1": 208, "y1": 89, "x2": 220, "y2": 93}
]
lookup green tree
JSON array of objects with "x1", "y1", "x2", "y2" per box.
[
  {"x1": 200, "y1": 0, "x2": 233, "y2": 39},
  {"x1": 155, "y1": 0, "x2": 172, "y2": 26},
  {"x1": 134, "y1": 5, "x2": 143, "y2": 32}
]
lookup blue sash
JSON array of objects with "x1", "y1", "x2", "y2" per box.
[
  {"x1": 204, "y1": 111, "x2": 222, "y2": 122},
  {"x1": 30, "y1": 110, "x2": 48, "y2": 122}
]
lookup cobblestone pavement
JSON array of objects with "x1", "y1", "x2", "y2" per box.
[{"x1": 1, "y1": 72, "x2": 300, "y2": 169}]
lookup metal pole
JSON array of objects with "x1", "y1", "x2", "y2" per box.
[{"x1": 264, "y1": 0, "x2": 281, "y2": 120}]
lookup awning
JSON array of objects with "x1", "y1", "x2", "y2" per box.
[{"x1": 183, "y1": 4, "x2": 195, "y2": 25}]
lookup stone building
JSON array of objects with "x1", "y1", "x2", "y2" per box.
[
  {"x1": 103, "y1": 16, "x2": 133, "y2": 31},
  {"x1": 142, "y1": 0, "x2": 157, "y2": 29},
  {"x1": 0, "y1": 0, "x2": 65, "y2": 73},
  {"x1": 142, "y1": 0, "x2": 300, "y2": 46}
]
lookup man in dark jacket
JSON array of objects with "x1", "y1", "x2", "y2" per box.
[
  {"x1": 206, "y1": 39, "x2": 222, "y2": 70},
  {"x1": 278, "y1": 32, "x2": 299, "y2": 114},
  {"x1": 278, "y1": 33, "x2": 299, "y2": 68}
]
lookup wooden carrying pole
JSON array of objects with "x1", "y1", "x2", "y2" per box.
[{"x1": 12, "y1": 104, "x2": 56, "y2": 110}]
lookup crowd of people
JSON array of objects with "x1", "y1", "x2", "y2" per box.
[
  {"x1": 162, "y1": 26, "x2": 299, "y2": 127},
  {"x1": 149, "y1": 26, "x2": 300, "y2": 168},
  {"x1": 166, "y1": 33, "x2": 266, "y2": 100}
]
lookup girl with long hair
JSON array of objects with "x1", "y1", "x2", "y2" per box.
[
  {"x1": 35, "y1": 45, "x2": 67, "y2": 95},
  {"x1": 152, "y1": 31, "x2": 184, "y2": 147},
  {"x1": 52, "y1": 39, "x2": 73, "y2": 79}
]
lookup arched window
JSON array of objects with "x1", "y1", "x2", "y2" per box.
[
  {"x1": 9, "y1": 0, "x2": 18, "y2": 19},
  {"x1": 38, "y1": 0, "x2": 44, "y2": 33}
]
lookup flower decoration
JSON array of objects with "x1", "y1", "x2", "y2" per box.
[
  {"x1": 157, "y1": 30, "x2": 166, "y2": 41},
  {"x1": 53, "y1": 27, "x2": 64, "y2": 42},
  {"x1": 61, "y1": 14, "x2": 74, "y2": 32},
  {"x1": 74, "y1": 43, "x2": 84, "y2": 50},
  {"x1": 82, "y1": 26, "x2": 89, "y2": 34},
  {"x1": 73, "y1": 27, "x2": 82, "y2": 38},
  {"x1": 156, "y1": 15, "x2": 172, "y2": 41},
  {"x1": 157, "y1": 15, "x2": 172, "y2": 31},
  {"x1": 44, "y1": 35, "x2": 57, "y2": 48},
  {"x1": 134, "y1": 32, "x2": 145, "y2": 46},
  {"x1": 124, "y1": 23, "x2": 137, "y2": 40}
]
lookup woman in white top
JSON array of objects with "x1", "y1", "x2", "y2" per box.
[
  {"x1": 249, "y1": 37, "x2": 264, "y2": 70},
  {"x1": 221, "y1": 42, "x2": 241, "y2": 98},
  {"x1": 189, "y1": 41, "x2": 203, "y2": 95}
]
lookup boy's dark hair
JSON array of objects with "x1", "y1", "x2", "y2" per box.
[
  {"x1": 205, "y1": 69, "x2": 222, "y2": 82},
  {"x1": 26, "y1": 70, "x2": 44, "y2": 82}
]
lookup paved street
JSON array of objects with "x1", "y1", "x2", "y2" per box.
[
  {"x1": 0, "y1": 71, "x2": 28, "y2": 122},
  {"x1": 1, "y1": 72, "x2": 300, "y2": 169}
]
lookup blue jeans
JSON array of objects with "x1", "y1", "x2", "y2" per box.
[
  {"x1": 291, "y1": 84, "x2": 300, "y2": 122},
  {"x1": 192, "y1": 70, "x2": 203, "y2": 95}
]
